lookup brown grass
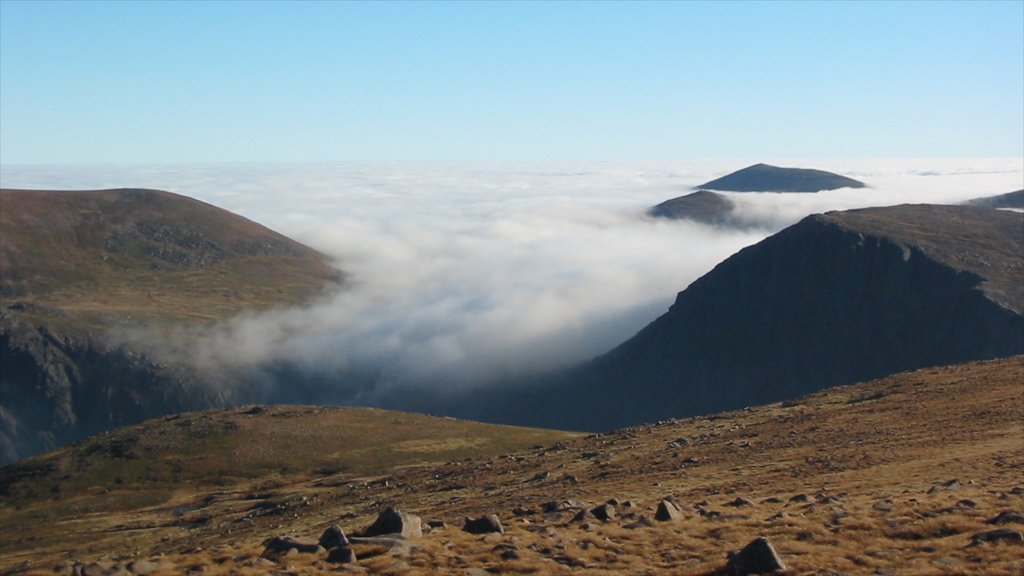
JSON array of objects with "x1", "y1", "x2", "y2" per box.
[{"x1": 1, "y1": 357, "x2": 1022, "y2": 575}]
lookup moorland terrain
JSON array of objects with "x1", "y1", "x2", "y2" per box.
[{"x1": 0, "y1": 356, "x2": 1021, "y2": 575}]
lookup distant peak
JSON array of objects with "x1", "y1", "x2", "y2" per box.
[{"x1": 696, "y1": 164, "x2": 866, "y2": 193}]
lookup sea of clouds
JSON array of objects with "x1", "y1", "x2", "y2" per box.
[{"x1": 2, "y1": 158, "x2": 1021, "y2": 398}]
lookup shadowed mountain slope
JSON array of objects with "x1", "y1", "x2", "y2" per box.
[
  {"x1": 0, "y1": 188, "x2": 342, "y2": 465},
  {"x1": 484, "y1": 204, "x2": 1023, "y2": 431},
  {"x1": 966, "y1": 189, "x2": 1024, "y2": 210},
  {"x1": 697, "y1": 163, "x2": 866, "y2": 192},
  {"x1": 648, "y1": 190, "x2": 735, "y2": 225}
]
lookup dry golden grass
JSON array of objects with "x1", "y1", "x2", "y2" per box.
[{"x1": 2, "y1": 357, "x2": 1022, "y2": 575}]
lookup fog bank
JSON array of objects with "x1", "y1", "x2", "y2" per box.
[{"x1": 3, "y1": 159, "x2": 1021, "y2": 394}]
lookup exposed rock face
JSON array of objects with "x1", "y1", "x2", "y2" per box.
[
  {"x1": 649, "y1": 190, "x2": 736, "y2": 225},
  {"x1": 0, "y1": 314, "x2": 222, "y2": 466},
  {"x1": 491, "y1": 205, "x2": 1023, "y2": 431},
  {"x1": 697, "y1": 163, "x2": 866, "y2": 192}
]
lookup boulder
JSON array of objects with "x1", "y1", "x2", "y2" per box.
[
  {"x1": 319, "y1": 525, "x2": 349, "y2": 549},
  {"x1": 969, "y1": 528, "x2": 1023, "y2": 546},
  {"x1": 325, "y1": 546, "x2": 357, "y2": 564},
  {"x1": 591, "y1": 503, "x2": 616, "y2": 521},
  {"x1": 363, "y1": 507, "x2": 422, "y2": 538},
  {"x1": 262, "y1": 535, "x2": 323, "y2": 557},
  {"x1": 624, "y1": 515, "x2": 654, "y2": 529},
  {"x1": 986, "y1": 511, "x2": 1024, "y2": 525},
  {"x1": 463, "y1": 514, "x2": 504, "y2": 535},
  {"x1": 655, "y1": 500, "x2": 683, "y2": 522},
  {"x1": 725, "y1": 537, "x2": 786, "y2": 575}
]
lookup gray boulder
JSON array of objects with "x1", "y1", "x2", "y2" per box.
[
  {"x1": 262, "y1": 535, "x2": 323, "y2": 557},
  {"x1": 318, "y1": 524, "x2": 349, "y2": 549},
  {"x1": 363, "y1": 507, "x2": 423, "y2": 538},
  {"x1": 655, "y1": 500, "x2": 683, "y2": 522},
  {"x1": 326, "y1": 546, "x2": 357, "y2": 564},
  {"x1": 463, "y1": 514, "x2": 504, "y2": 534},
  {"x1": 725, "y1": 537, "x2": 786, "y2": 575},
  {"x1": 591, "y1": 503, "x2": 616, "y2": 521},
  {"x1": 969, "y1": 528, "x2": 1023, "y2": 546}
]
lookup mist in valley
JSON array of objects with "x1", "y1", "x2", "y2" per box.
[{"x1": 3, "y1": 158, "x2": 1021, "y2": 412}]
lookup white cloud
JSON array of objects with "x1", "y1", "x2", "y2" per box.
[{"x1": 3, "y1": 158, "x2": 1022, "y2": 394}]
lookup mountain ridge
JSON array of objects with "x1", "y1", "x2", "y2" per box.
[
  {"x1": 475, "y1": 204, "x2": 1023, "y2": 431},
  {"x1": 696, "y1": 163, "x2": 866, "y2": 192}
]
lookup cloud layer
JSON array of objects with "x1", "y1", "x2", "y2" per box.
[{"x1": 3, "y1": 158, "x2": 1021, "y2": 395}]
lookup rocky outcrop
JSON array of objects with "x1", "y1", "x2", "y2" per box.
[
  {"x1": 697, "y1": 163, "x2": 866, "y2": 192},
  {"x1": 488, "y1": 205, "x2": 1023, "y2": 431}
]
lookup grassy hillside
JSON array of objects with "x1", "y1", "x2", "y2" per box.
[
  {"x1": 1, "y1": 357, "x2": 1020, "y2": 574},
  {"x1": 0, "y1": 188, "x2": 341, "y2": 329}
]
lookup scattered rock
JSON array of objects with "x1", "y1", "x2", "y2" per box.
[
  {"x1": 725, "y1": 537, "x2": 786, "y2": 575},
  {"x1": 262, "y1": 536, "x2": 323, "y2": 557},
  {"x1": 761, "y1": 497, "x2": 784, "y2": 504},
  {"x1": 463, "y1": 514, "x2": 504, "y2": 535},
  {"x1": 363, "y1": 507, "x2": 422, "y2": 538},
  {"x1": 968, "y1": 528, "x2": 1023, "y2": 546},
  {"x1": 591, "y1": 503, "x2": 616, "y2": 521},
  {"x1": 126, "y1": 559, "x2": 169, "y2": 576},
  {"x1": 493, "y1": 543, "x2": 520, "y2": 560},
  {"x1": 655, "y1": 500, "x2": 684, "y2": 522},
  {"x1": 986, "y1": 511, "x2": 1024, "y2": 525},
  {"x1": 727, "y1": 496, "x2": 755, "y2": 507},
  {"x1": 789, "y1": 494, "x2": 809, "y2": 504},
  {"x1": 427, "y1": 520, "x2": 448, "y2": 529},
  {"x1": 348, "y1": 535, "x2": 416, "y2": 556},
  {"x1": 543, "y1": 499, "x2": 586, "y2": 513},
  {"x1": 624, "y1": 515, "x2": 654, "y2": 529},
  {"x1": 326, "y1": 546, "x2": 357, "y2": 564},
  {"x1": 571, "y1": 508, "x2": 596, "y2": 523},
  {"x1": 319, "y1": 525, "x2": 349, "y2": 549},
  {"x1": 873, "y1": 500, "x2": 893, "y2": 512}
]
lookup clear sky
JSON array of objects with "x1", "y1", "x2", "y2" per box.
[{"x1": 1, "y1": 0, "x2": 1022, "y2": 164}]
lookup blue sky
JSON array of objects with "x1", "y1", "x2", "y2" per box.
[{"x1": 1, "y1": 0, "x2": 1022, "y2": 164}]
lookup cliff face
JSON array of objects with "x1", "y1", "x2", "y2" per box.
[
  {"x1": 0, "y1": 314, "x2": 229, "y2": 465},
  {"x1": 495, "y1": 205, "x2": 1023, "y2": 431}
]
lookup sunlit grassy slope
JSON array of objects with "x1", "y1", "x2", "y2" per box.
[
  {"x1": 1, "y1": 357, "x2": 1021, "y2": 575},
  {"x1": 0, "y1": 188, "x2": 340, "y2": 329}
]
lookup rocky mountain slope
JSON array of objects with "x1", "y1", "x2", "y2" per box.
[
  {"x1": 1, "y1": 357, "x2": 1021, "y2": 575},
  {"x1": 483, "y1": 204, "x2": 1023, "y2": 431},
  {"x1": 696, "y1": 163, "x2": 866, "y2": 192},
  {"x1": 966, "y1": 189, "x2": 1024, "y2": 210},
  {"x1": 0, "y1": 188, "x2": 341, "y2": 465}
]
